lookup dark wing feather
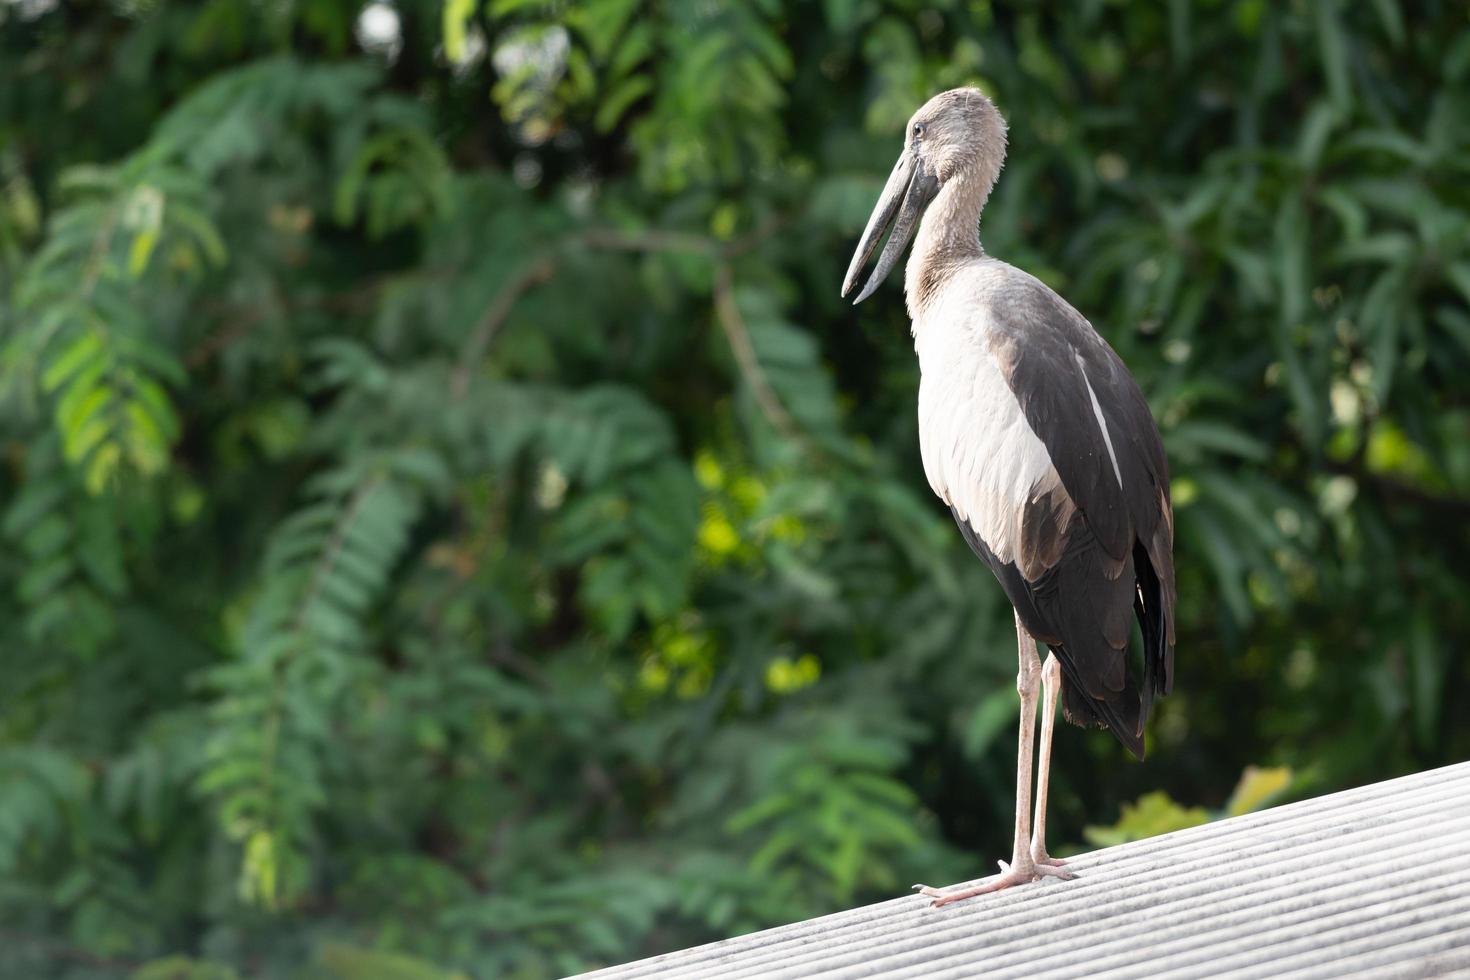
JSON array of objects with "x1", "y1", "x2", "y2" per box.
[
  {"x1": 975, "y1": 272, "x2": 1175, "y2": 757},
  {"x1": 952, "y1": 507, "x2": 1146, "y2": 759}
]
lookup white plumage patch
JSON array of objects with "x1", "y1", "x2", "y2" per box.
[
  {"x1": 915, "y1": 292, "x2": 1059, "y2": 565},
  {"x1": 1075, "y1": 350, "x2": 1124, "y2": 489}
]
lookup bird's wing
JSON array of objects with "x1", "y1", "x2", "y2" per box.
[
  {"x1": 981, "y1": 273, "x2": 1176, "y2": 703},
  {"x1": 985, "y1": 293, "x2": 1165, "y2": 564}
]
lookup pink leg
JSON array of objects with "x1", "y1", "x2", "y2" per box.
[
  {"x1": 914, "y1": 613, "x2": 1074, "y2": 907},
  {"x1": 1030, "y1": 652, "x2": 1066, "y2": 867}
]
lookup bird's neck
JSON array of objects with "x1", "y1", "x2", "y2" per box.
[{"x1": 905, "y1": 166, "x2": 997, "y2": 321}]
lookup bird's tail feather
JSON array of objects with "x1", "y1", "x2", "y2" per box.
[
  {"x1": 1059, "y1": 658, "x2": 1146, "y2": 760},
  {"x1": 1134, "y1": 540, "x2": 1168, "y2": 709}
]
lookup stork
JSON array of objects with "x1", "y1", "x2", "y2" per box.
[{"x1": 843, "y1": 89, "x2": 1176, "y2": 905}]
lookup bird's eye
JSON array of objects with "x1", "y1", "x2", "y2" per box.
[{"x1": 912, "y1": 122, "x2": 925, "y2": 139}]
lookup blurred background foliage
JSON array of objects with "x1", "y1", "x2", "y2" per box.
[{"x1": 1, "y1": 0, "x2": 1468, "y2": 976}]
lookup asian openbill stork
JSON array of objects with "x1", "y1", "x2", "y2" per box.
[{"x1": 842, "y1": 89, "x2": 1176, "y2": 905}]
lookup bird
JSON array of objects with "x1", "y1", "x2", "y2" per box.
[{"x1": 842, "y1": 88, "x2": 1176, "y2": 906}]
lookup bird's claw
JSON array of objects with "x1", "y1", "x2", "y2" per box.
[
  {"x1": 1033, "y1": 862, "x2": 1076, "y2": 880},
  {"x1": 1030, "y1": 850, "x2": 1068, "y2": 868},
  {"x1": 998, "y1": 857, "x2": 1073, "y2": 881},
  {"x1": 913, "y1": 859, "x2": 1076, "y2": 907}
]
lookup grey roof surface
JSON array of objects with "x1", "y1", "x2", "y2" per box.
[{"x1": 579, "y1": 761, "x2": 1470, "y2": 979}]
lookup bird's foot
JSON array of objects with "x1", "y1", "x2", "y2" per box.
[
  {"x1": 1030, "y1": 843, "x2": 1067, "y2": 867},
  {"x1": 913, "y1": 857, "x2": 1075, "y2": 907}
]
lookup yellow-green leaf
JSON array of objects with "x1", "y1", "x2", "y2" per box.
[
  {"x1": 1225, "y1": 765, "x2": 1293, "y2": 816},
  {"x1": 595, "y1": 75, "x2": 653, "y2": 133},
  {"x1": 59, "y1": 389, "x2": 110, "y2": 461},
  {"x1": 1084, "y1": 790, "x2": 1210, "y2": 847},
  {"x1": 41, "y1": 331, "x2": 106, "y2": 393},
  {"x1": 85, "y1": 442, "x2": 123, "y2": 495},
  {"x1": 128, "y1": 226, "x2": 159, "y2": 277},
  {"x1": 442, "y1": 0, "x2": 478, "y2": 62},
  {"x1": 240, "y1": 829, "x2": 279, "y2": 910}
]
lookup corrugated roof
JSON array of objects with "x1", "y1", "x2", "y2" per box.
[{"x1": 578, "y1": 761, "x2": 1470, "y2": 979}]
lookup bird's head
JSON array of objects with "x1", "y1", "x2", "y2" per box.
[{"x1": 842, "y1": 88, "x2": 1009, "y2": 305}]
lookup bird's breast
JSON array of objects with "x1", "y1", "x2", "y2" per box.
[{"x1": 914, "y1": 305, "x2": 1061, "y2": 568}]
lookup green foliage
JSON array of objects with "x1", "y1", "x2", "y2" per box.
[
  {"x1": 1083, "y1": 765, "x2": 1294, "y2": 848},
  {"x1": 203, "y1": 449, "x2": 437, "y2": 907},
  {"x1": 1083, "y1": 791, "x2": 1211, "y2": 849},
  {"x1": 724, "y1": 717, "x2": 923, "y2": 904},
  {"x1": 1224, "y1": 765, "x2": 1294, "y2": 817},
  {"x1": 2, "y1": 1, "x2": 1468, "y2": 977},
  {"x1": 130, "y1": 958, "x2": 239, "y2": 980},
  {"x1": 315, "y1": 943, "x2": 466, "y2": 980},
  {"x1": 6, "y1": 157, "x2": 209, "y2": 493}
]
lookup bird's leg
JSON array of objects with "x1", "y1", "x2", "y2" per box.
[
  {"x1": 1030, "y1": 652, "x2": 1066, "y2": 867},
  {"x1": 915, "y1": 613, "x2": 1073, "y2": 907},
  {"x1": 1001, "y1": 614, "x2": 1043, "y2": 873}
]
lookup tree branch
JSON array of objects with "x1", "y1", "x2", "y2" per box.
[
  {"x1": 575, "y1": 228, "x2": 718, "y2": 256},
  {"x1": 712, "y1": 262, "x2": 805, "y2": 444},
  {"x1": 376, "y1": 217, "x2": 809, "y2": 450},
  {"x1": 451, "y1": 254, "x2": 557, "y2": 399}
]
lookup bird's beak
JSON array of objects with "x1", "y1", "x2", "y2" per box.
[{"x1": 841, "y1": 148, "x2": 940, "y2": 305}]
